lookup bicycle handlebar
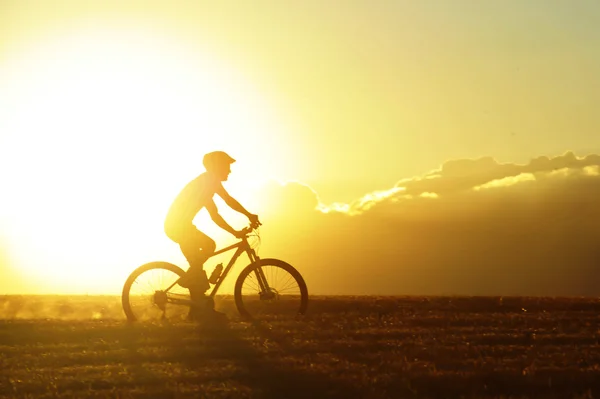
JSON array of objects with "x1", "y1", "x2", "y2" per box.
[
  {"x1": 240, "y1": 221, "x2": 262, "y2": 237},
  {"x1": 250, "y1": 220, "x2": 262, "y2": 230}
]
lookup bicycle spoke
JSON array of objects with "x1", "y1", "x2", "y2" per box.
[
  {"x1": 242, "y1": 273, "x2": 261, "y2": 292},
  {"x1": 237, "y1": 262, "x2": 307, "y2": 319},
  {"x1": 126, "y1": 267, "x2": 190, "y2": 322},
  {"x1": 279, "y1": 276, "x2": 299, "y2": 293}
]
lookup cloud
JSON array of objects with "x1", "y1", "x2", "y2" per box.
[
  {"x1": 473, "y1": 173, "x2": 536, "y2": 191},
  {"x1": 306, "y1": 151, "x2": 600, "y2": 215},
  {"x1": 405, "y1": 151, "x2": 599, "y2": 192},
  {"x1": 253, "y1": 151, "x2": 600, "y2": 296},
  {"x1": 2, "y1": 151, "x2": 599, "y2": 297}
]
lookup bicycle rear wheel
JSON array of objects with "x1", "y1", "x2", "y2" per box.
[
  {"x1": 234, "y1": 258, "x2": 308, "y2": 320},
  {"x1": 122, "y1": 261, "x2": 190, "y2": 322}
]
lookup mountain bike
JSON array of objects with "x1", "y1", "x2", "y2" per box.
[{"x1": 121, "y1": 225, "x2": 308, "y2": 322}]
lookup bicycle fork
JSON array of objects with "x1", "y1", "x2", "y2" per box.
[{"x1": 249, "y1": 252, "x2": 276, "y2": 300}]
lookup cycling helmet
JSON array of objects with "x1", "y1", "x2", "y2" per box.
[{"x1": 202, "y1": 151, "x2": 236, "y2": 172}]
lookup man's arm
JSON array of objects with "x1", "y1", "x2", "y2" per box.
[
  {"x1": 216, "y1": 185, "x2": 252, "y2": 217},
  {"x1": 205, "y1": 199, "x2": 239, "y2": 236}
]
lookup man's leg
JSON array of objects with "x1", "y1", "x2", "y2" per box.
[
  {"x1": 179, "y1": 230, "x2": 227, "y2": 321},
  {"x1": 177, "y1": 228, "x2": 216, "y2": 292}
]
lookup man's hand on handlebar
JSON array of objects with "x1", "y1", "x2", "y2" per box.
[
  {"x1": 248, "y1": 213, "x2": 261, "y2": 229},
  {"x1": 233, "y1": 215, "x2": 261, "y2": 238}
]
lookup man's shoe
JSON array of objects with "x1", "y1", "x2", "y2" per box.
[
  {"x1": 178, "y1": 269, "x2": 210, "y2": 292},
  {"x1": 187, "y1": 302, "x2": 226, "y2": 323}
]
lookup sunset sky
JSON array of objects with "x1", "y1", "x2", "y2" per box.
[{"x1": 1, "y1": 1, "x2": 599, "y2": 295}]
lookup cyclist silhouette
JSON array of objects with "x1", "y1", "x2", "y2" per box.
[{"x1": 164, "y1": 151, "x2": 260, "y2": 318}]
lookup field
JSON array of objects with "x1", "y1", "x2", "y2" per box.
[{"x1": 1, "y1": 295, "x2": 600, "y2": 399}]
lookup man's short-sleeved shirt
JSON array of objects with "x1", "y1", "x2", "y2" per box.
[{"x1": 164, "y1": 173, "x2": 222, "y2": 231}]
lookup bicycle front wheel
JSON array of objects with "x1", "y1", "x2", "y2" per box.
[
  {"x1": 234, "y1": 258, "x2": 308, "y2": 320},
  {"x1": 122, "y1": 261, "x2": 190, "y2": 322}
]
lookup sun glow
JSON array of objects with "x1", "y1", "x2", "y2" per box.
[{"x1": 0, "y1": 27, "x2": 287, "y2": 294}]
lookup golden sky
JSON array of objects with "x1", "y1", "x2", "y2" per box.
[{"x1": 1, "y1": 1, "x2": 599, "y2": 295}]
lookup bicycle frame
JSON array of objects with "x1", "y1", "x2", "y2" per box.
[
  {"x1": 163, "y1": 234, "x2": 269, "y2": 304},
  {"x1": 206, "y1": 237, "x2": 258, "y2": 297}
]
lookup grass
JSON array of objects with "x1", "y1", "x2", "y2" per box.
[{"x1": 1, "y1": 295, "x2": 600, "y2": 398}]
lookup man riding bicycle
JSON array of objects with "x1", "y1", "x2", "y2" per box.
[{"x1": 164, "y1": 151, "x2": 260, "y2": 318}]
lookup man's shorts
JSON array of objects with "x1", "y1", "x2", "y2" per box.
[{"x1": 165, "y1": 224, "x2": 216, "y2": 264}]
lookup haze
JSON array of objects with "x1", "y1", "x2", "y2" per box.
[{"x1": 1, "y1": 1, "x2": 599, "y2": 295}]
